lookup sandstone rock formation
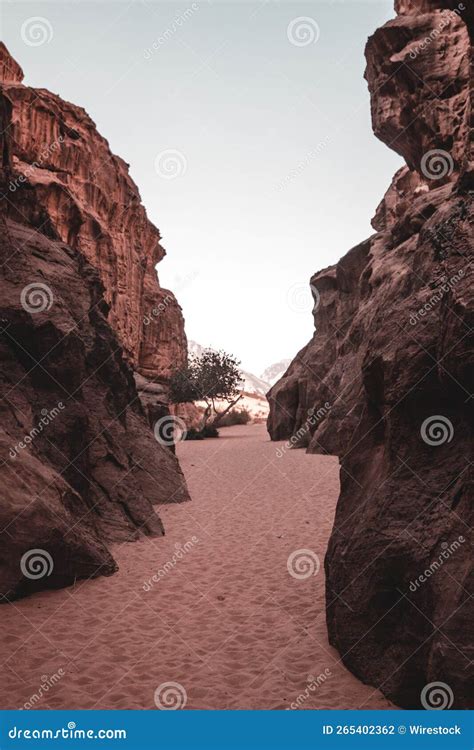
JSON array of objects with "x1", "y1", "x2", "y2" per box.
[
  {"x1": 0, "y1": 44, "x2": 189, "y2": 601},
  {"x1": 0, "y1": 42, "x2": 186, "y2": 383},
  {"x1": 268, "y1": 1, "x2": 473, "y2": 708}
]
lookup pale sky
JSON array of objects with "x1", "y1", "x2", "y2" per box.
[{"x1": 1, "y1": 0, "x2": 403, "y2": 375}]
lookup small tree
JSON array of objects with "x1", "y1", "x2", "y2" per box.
[{"x1": 169, "y1": 349, "x2": 243, "y2": 431}]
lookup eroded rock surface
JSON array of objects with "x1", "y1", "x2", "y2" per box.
[
  {"x1": 0, "y1": 45, "x2": 189, "y2": 600},
  {"x1": 0, "y1": 42, "x2": 186, "y2": 382},
  {"x1": 268, "y1": 0, "x2": 473, "y2": 708}
]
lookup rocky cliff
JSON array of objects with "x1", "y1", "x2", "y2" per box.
[
  {"x1": 268, "y1": 1, "x2": 472, "y2": 708},
  {"x1": 0, "y1": 44, "x2": 189, "y2": 601},
  {"x1": 0, "y1": 42, "x2": 186, "y2": 382}
]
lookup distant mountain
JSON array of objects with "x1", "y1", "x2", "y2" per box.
[
  {"x1": 241, "y1": 371, "x2": 271, "y2": 397},
  {"x1": 261, "y1": 359, "x2": 291, "y2": 386}
]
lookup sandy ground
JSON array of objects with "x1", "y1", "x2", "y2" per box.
[{"x1": 0, "y1": 424, "x2": 392, "y2": 710}]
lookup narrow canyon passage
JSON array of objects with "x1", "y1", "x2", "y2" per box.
[{"x1": 1, "y1": 425, "x2": 391, "y2": 710}]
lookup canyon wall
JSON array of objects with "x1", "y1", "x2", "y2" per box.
[
  {"x1": 268, "y1": 1, "x2": 472, "y2": 708},
  {"x1": 0, "y1": 44, "x2": 189, "y2": 600},
  {"x1": 1, "y1": 42, "x2": 186, "y2": 382}
]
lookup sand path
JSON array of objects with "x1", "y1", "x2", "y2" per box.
[{"x1": 1, "y1": 424, "x2": 392, "y2": 710}]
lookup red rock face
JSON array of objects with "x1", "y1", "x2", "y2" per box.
[
  {"x1": 0, "y1": 45, "x2": 190, "y2": 600},
  {"x1": 0, "y1": 42, "x2": 186, "y2": 382},
  {"x1": 365, "y1": 6, "x2": 470, "y2": 173},
  {"x1": 267, "y1": 1, "x2": 473, "y2": 708}
]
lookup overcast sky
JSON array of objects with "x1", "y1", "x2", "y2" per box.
[{"x1": 2, "y1": 0, "x2": 403, "y2": 375}]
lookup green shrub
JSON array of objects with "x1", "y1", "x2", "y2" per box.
[
  {"x1": 218, "y1": 408, "x2": 251, "y2": 427},
  {"x1": 184, "y1": 428, "x2": 205, "y2": 441},
  {"x1": 201, "y1": 424, "x2": 219, "y2": 438},
  {"x1": 184, "y1": 426, "x2": 219, "y2": 440}
]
